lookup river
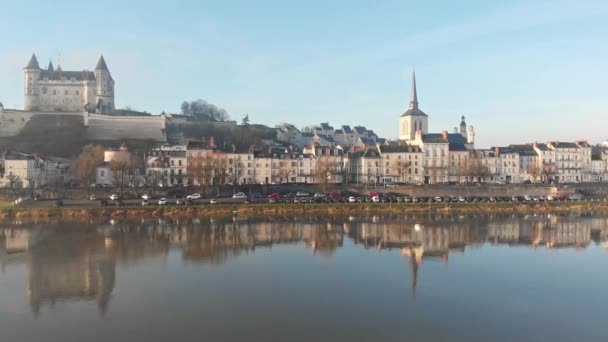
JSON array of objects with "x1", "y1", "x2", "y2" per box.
[{"x1": 1, "y1": 214, "x2": 607, "y2": 341}]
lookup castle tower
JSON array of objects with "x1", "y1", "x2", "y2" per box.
[
  {"x1": 24, "y1": 54, "x2": 41, "y2": 111},
  {"x1": 459, "y1": 115, "x2": 467, "y2": 137},
  {"x1": 399, "y1": 68, "x2": 428, "y2": 141},
  {"x1": 94, "y1": 55, "x2": 115, "y2": 114}
]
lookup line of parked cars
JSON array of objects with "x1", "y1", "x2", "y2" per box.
[{"x1": 263, "y1": 191, "x2": 586, "y2": 204}]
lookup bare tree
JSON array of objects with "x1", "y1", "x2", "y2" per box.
[
  {"x1": 187, "y1": 155, "x2": 214, "y2": 195},
  {"x1": 279, "y1": 160, "x2": 295, "y2": 184},
  {"x1": 110, "y1": 160, "x2": 130, "y2": 196},
  {"x1": 7, "y1": 174, "x2": 22, "y2": 195},
  {"x1": 527, "y1": 164, "x2": 542, "y2": 183},
  {"x1": 211, "y1": 157, "x2": 228, "y2": 196},
  {"x1": 315, "y1": 156, "x2": 339, "y2": 192},
  {"x1": 77, "y1": 144, "x2": 104, "y2": 192}
]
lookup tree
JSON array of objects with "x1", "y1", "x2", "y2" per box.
[
  {"x1": 110, "y1": 160, "x2": 130, "y2": 196},
  {"x1": 527, "y1": 164, "x2": 542, "y2": 183},
  {"x1": 77, "y1": 144, "x2": 105, "y2": 191},
  {"x1": 6, "y1": 174, "x2": 22, "y2": 195},
  {"x1": 279, "y1": 160, "x2": 295, "y2": 184},
  {"x1": 315, "y1": 156, "x2": 339, "y2": 192},
  {"x1": 187, "y1": 155, "x2": 214, "y2": 195},
  {"x1": 211, "y1": 157, "x2": 228, "y2": 196},
  {"x1": 180, "y1": 99, "x2": 230, "y2": 122},
  {"x1": 241, "y1": 114, "x2": 250, "y2": 126},
  {"x1": 144, "y1": 170, "x2": 163, "y2": 195}
]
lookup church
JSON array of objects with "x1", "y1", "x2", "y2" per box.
[
  {"x1": 23, "y1": 54, "x2": 114, "y2": 113},
  {"x1": 399, "y1": 69, "x2": 475, "y2": 147}
]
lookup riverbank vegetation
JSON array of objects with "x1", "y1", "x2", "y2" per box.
[{"x1": 2, "y1": 201, "x2": 608, "y2": 222}]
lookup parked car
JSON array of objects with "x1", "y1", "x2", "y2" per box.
[
  {"x1": 53, "y1": 199, "x2": 64, "y2": 207},
  {"x1": 176, "y1": 198, "x2": 185, "y2": 205},
  {"x1": 141, "y1": 194, "x2": 151, "y2": 200},
  {"x1": 233, "y1": 192, "x2": 248, "y2": 199},
  {"x1": 210, "y1": 198, "x2": 219, "y2": 204},
  {"x1": 348, "y1": 196, "x2": 357, "y2": 203},
  {"x1": 115, "y1": 200, "x2": 125, "y2": 206},
  {"x1": 269, "y1": 198, "x2": 277, "y2": 204},
  {"x1": 433, "y1": 196, "x2": 443, "y2": 203},
  {"x1": 142, "y1": 200, "x2": 150, "y2": 206},
  {"x1": 296, "y1": 191, "x2": 310, "y2": 197},
  {"x1": 158, "y1": 198, "x2": 168, "y2": 205},
  {"x1": 186, "y1": 193, "x2": 201, "y2": 200},
  {"x1": 314, "y1": 193, "x2": 325, "y2": 198},
  {"x1": 568, "y1": 194, "x2": 583, "y2": 201},
  {"x1": 372, "y1": 196, "x2": 380, "y2": 203},
  {"x1": 109, "y1": 194, "x2": 120, "y2": 201},
  {"x1": 268, "y1": 193, "x2": 281, "y2": 199},
  {"x1": 89, "y1": 194, "x2": 97, "y2": 201}
]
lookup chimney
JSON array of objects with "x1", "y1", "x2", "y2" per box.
[
  {"x1": 441, "y1": 130, "x2": 448, "y2": 142},
  {"x1": 495, "y1": 147, "x2": 500, "y2": 154}
]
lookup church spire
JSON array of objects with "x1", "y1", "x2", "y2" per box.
[{"x1": 409, "y1": 67, "x2": 418, "y2": 110}]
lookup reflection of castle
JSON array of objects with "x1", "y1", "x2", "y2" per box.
[
  {"x1": 27, "y1": 236, "x2": 115, "y2": 314},
  {"x1": 4, "y1": 214, "x2": 608, "y2": 314}
]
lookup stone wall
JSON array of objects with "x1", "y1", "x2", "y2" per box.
[{"x1": 84, "y1": 113, "x2": 166, "y2": 142}]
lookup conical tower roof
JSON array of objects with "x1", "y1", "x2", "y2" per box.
[
  {"x1": 25, "y1": 54, "x2": 40, "y2": 69},
  {"x1": 95, "y1": 55, "x2": 109, "y2": 71},
  {"x1": 47, "y1": 60, "x2": 54, "y2": 72}
]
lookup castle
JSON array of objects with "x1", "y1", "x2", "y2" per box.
[{"x1": 24, "y1": 54, "x2": 114, "y2": 113}]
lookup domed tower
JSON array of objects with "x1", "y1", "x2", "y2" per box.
[
  {"x1": 399, "y1": 68, "x2": 428, "y2": 142},
  {"x1": 459, "y1": 115, "x2": 467, "y2": 137},
  {"x1": 94, "y1": 55, "x2": 115, "y2": 113},
  {"x1": 24, "y1": 54, "x2": 41, "y2": 111}
]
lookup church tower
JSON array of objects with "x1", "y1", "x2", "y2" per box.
[
  {"x1": 399, "y1": 68, "x2": 428, "y2": 141},
  {"x1": 94, "y1": 55, "x2": 115, "y2": 113},
  {"x1": 24, "y1": 54, "x2": 41, "y2": 111},
  {"x1": 459, "y1": 115, "x2": 467, "y2": 137}
]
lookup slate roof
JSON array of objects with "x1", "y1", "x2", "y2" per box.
[
  {"x1": 379, "y1": 145, "x2": 422, "y2": 153},
  {"x1": 342, "y1": 125, "x2": 352, "y2": 133},
  {"x1": 95, "y1": 55, "x2": 109, "y2": 71},
  {"x1": 25, "y1": 54, "x2": 40, "y2": 69},
  {"x1": 448, "y1": 142, "x2": 468, "y2": 152},
  {"x1": 39, "y1": 70, "x2": 97, "y2": 81},
  {"x1": 320, "y1": 122, "x2": 333, "y2": 130}
]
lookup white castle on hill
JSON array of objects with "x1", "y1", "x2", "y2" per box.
[{"x1": 24, "y1": 54, "x2": 114, "y2": 113}]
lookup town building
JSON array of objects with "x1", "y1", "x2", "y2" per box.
[{"x1": 0, "y1": 151, "x2": 70, "y2": 188}]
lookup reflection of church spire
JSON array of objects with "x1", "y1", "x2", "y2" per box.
[{"x1": 409, "y1": 249, "x2": 418, "y2": 299}]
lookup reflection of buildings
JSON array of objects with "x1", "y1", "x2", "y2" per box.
[
  {"x1": 3, "y1": 214, "x2": 607, "y2": 313},
  {"x1": 27, "y1": 236, "x2": 115, "y2": 314}
]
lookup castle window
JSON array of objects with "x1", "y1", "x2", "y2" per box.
[{"x1": 42, "y1": 87, "x2": 47, "y2": 94}]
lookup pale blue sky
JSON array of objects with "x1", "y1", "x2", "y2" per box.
[{"x1": 0, "y1": 0, "x2": 607, "y2": 148}]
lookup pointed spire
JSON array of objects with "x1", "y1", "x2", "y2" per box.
[
  {"x1": 409, "y1": 66, "x2": 418, "y2": 110},
  {"x1": 47, "y1": 60, "x2": 54, "y2": 72},
  {"x1": 25, "y1": 53, "x2": 40, "y2": 70},
  {"x1": 95, "y1": 54, "x2": 108, "y2": 71},
  {"x1": 56, "y1": 64, "x2": 62, "y2": 72}
]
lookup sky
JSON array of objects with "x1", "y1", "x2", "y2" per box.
[{"x1": 0, "y1": 0, "x2": 607, "y2": 148}]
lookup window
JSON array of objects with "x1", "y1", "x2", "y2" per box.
[
  {"x1": 65, "y1": 90, "x2": 68, "y2": 95},
  {"x1": 52, "y1": 90, "x2": 56, "y2": 95},
  {"x1": 178, "y1": 160, "x2": 182, "y2": 166},
  {"x1": 42, "y1": 87, "x2": 47, "y2": 94},
  {"x1": 76, "y1": 90, "x2": 80, "y2": 95},
  {"x1": 100, "y1": 170, "x2": 105, "y2": 177}
]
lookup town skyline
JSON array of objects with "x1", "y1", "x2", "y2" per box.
[{"x1": 1, "y1": 1, "x2": 607, "y2": 148}]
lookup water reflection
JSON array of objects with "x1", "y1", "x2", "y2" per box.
[{"x1": 1, "y1": 213, "x2": 608, "y2": 316}]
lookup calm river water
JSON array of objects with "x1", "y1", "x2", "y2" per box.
[{"x1": 1, "y1": 214, "x2": 608, "y2": 341}]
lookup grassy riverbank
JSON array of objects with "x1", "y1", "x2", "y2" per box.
[{"x1": 2, "y1": 201, "x2": 608, "y2": 222}]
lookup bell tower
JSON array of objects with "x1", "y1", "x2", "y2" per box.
[{"x1": 399, "y1": 68, "x2": 428, "y2": 142}]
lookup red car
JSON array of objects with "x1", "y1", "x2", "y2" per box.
[
  {"x1": 329, "y1": 192, "x2": 341, "y2": 199},
  {"x1": 267, "y1": 193, "x2": 281, "y2": 199},
  {"x1": 369, "y1": 192, "x2": 380, "y2": 197}
]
